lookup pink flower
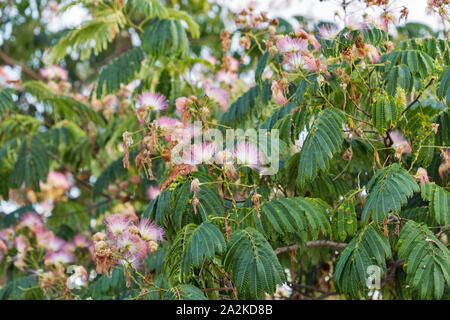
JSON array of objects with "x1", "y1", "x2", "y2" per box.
[
  {"x1": 415, "y1": 167, "x2": 429, "y2": 183},
  {"x1": 204, "y1": 84, "x2": 229, "y2": 110},
  {"x1": 15, "y1": 235, "x2": 29, "y2": 254},
  {"x1": 43, "y1": 171, "x2": 72, "y2": 191},
  {"x1": 317, "y1": 25, "x2": 340, "y2": 40},
  {"x1": 366, "y1": 44, "x2": 380, "y2": 64},
  {"x1": 234, "y1": 142, "x2": 265, "y2": 170},
  {"x1": 175, "y1": 97, "x2": 190, "y2": 114},
  {"x1": 296, "y1": 29, "x2": 320, "y2": 51},
  {"x1": 44, "y1": 250, "x2": 75, "y2": 266},
  {"x1": 137, "y1": 218, "x2": 164, "y2": 242},
  {"x1": 284, "y1": 51, "x2": 306, "y2": 71},
  {"x1": 276, "y1": 36, "x2": 308, "y2": 53},
  {"x1": 18, "y1": 212, "x2": 44, "y2": 233},
  {"x1": 271, "y1": 81, "x2": 287, "y2": 106},
  {"x1": 40, "y1": 65, "x2": 68, "y2": 81},
  {"x1": 228, "y1": 57, "x2": 240, "y2": 73},
  {"x1": 216, "y1": 70, "x2": 238, "y2": 85},
  {"x1": 105, "y1": 214, "x2": 131, "y2": 237},
  {"x1": 157, "y1": 116, "x2": 184, "y2": 141},
  {"x1": 190, "y1": 178, "x2": 201, "y2": 193},
  {"x1": 390, "y1": 131, "x2": 411, "y2": 160},
  {"x1": 147, "y1": 185, "x2": 161, "y2": 200},
  {"x1": 0, "y1": 227, "x2": 15, "y2": 243},
  {"x1": 137, "y1": 92, "x2": 168, "y2": 111},
  {"x1": 191, "y1": 142, "x2": 218, "y2": 164},
  {"x1": 47, "y1": 236, "x2": 66, "y2": 252},
  {"x1": 73, "y1": 235, "x2": 90, "y2": 248}
]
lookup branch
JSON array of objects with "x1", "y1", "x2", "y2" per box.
[
  {"x1": 275, "y1": 241, "x2": 347, "y2": 254},
  {"x1": 400, "y1": 78, "x2": 434, "y2": 117},
  {"x1": 0, "y1": 50, "x2": 43, "y2": 81}
]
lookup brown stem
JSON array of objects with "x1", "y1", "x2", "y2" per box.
[{"x1": 275, "y1": 241, "x2": 347, "y2": 254}]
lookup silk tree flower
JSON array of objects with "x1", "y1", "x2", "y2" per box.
[
  {"x1": 191, "y1": 142, "x2": 218, "y2": 164},
  {"x1": 204, "y1": 83, "x2": 229, "y2": 110},
  {"x1": 157, "y1": 116, "x2": 184, "y2": 141},
  {"x1": 216, "y1": 70, "x2": 238, "y2": 85},
  {"x1": 15, "y1": 235, "x2": 29, "y2": 254},
  {"x1": 18, "y1": 212, "x2": 44, "y2": 234},
  {"x1": 44, "y1": 250, "x2": 75, "y2": 266},
  {"x1": 47, "y1": 235, "x2": 66, "y2": 252},
  {"x1": 366, "y1": 44, "x2": 380, "y2": 64},
  {"x1": 40, "y1": 171, "x2": 72, "y2": 201},
  {"x1": 40, "y1": 65, "x2": 68, "y2": 81},
  {"x1": 73, "y1": 235, "x2": 90, "y2": 248},
  {"x1": 271, "y1": 81, "x2": 287, "y2": 106},
  {"x1": 137, "y1": 218, "x2": 164, "y2": 242},
  {"x1": 0, "y1": 240, "x2": 7, "y2": 254},
  {"x1": 296, "y1": 29, "x2": 321, "y2": 51},
  {"x1": 0, "y1": 227, "x2": 15, "y2": 244},
  {"x1": 390, "y1": 131, "x2": 411, "y2": 160},
  {"x1": 105, "y1": 214, "x2": 131, "y2": 237},
  {"x1": 345, "y1": 17, "x2": 368, "y2": 31},
  {"x1": 276, "y1": 35, "x2": 308, "y2": 53},
  {"x1": 137, "y1": 92, "x2": 168, "y2": 111},
  {"x1": 190, "y1": 178, "x2": 201, "y2": 193},
  {"x1": 438, "y1": 149, "x2": 450, "y2": 180},
  {"x1": 317, "y1": 24, "x2": 340, "y2": 40},
  {"x1": 234, "y1": 142, "x2": 265, "y2": 170},
  {"x1": 284, "y1": 51, "x2": 306, "y2": 71},
  {"x1": 415, "y1": 167, "x2": 430, "y2": 183},
  {"x1": 147, "y1": 185, "x2": 161, "y2": 200},
  {"x1": 175, "y1": 96, "x2": 190, "y2": 115}
]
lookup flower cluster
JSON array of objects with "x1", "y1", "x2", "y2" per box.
[{"x1": 93, "y1": 213, "x2": 164, "y2": 275}]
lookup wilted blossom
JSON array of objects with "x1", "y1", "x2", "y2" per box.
[
  {"x1": 234, "y1": 142, "x2": 265, "y2": 170},
  {"x1": 296, "y1": 29, "x2": 321, "y2": 51},
  {"x1": 271, "y1": 81, "x2": 287, "y2": 106},
  {"x1": 40, "y1": 65, "x2": 68, "y2": 81},
  {"x1": 137, "y1": 92, "x2": 168, "y2": 111},
  {"x1": 147, "y1": 185, "x2": 161, "y2": 200}
]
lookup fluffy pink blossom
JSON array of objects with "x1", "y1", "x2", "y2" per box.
[
  {"x1": 204, "y1": 84, "x2": 229, "y2": 110},
  {"x1": 296, "y1": 29, "x2": 321, "y2": 51},
  {"x1": 271, "y1": 81, "x2": 287, "y2": 106},
  {"x1": 40, "y1": 65, "x2": 68, "y2": 81},
  {"x1": 15, "y1": 235, "x2": 29, "y2": 254},
  {"x1": 284, "y1": 51, "x2": 306, "y2": 71},
  {"x1": 0, "y1": 227, "x2": 15, "y2": 243},
  {"x1": 415, "y1": 168, "x2": 429, "y2": 183},
  {"x1": 43, "y1": 171, "x2": 72, "y2": 191},
  {"x1": 0, "y1": 240, "x2": 7, "y2": 254},
  {"x1": 276, "y1": 36, "x2": 308, "y2": 53},
  {"x1": 147, "y1": 185, "x2": 161, "y2": 200},
  {"x1": 18, "y1": 212, "x2": 44, "y2": 233},
  {"x1": 390, "y1": 131, "x2": 411, "y2": 160},
  {"x1": 137, "y1": 92, "x2": 168, "y2": 111},
  {"x1": 234, "y1": 142, "x2": 265, "y2": 170},
  {"x1": 137, "y1": 218, "x2": 164, "y2": 242},
  {"x1": 47, "y1": 236, "x2": 66, "y2": 252},
  {"x1": 228, "y1": 57, "x2": 240, "y2": 73},
  {"x1": 216, "y1": 70, "x2": 238, "y2": 85},
  {"x1": 191, "y1": 142, "x2": 218, "y2": 164},
  {"x1": 44, "y1": 250, "x2": 75, "y2": 266},
  {"x1": 317, "y1": 24, "x2": 340, "y2": 40},
  {"x1": 175, "y1": 96, "x2": 190, "y2": 114},
  {"x1": 105, "y1": 214, "x2": 131, "y2": 237},
  {"x1": 73, "y1": 235, "x2": 90, "y2": 248},
  {"x1": 366, "y1": 44, "x2": 380, "y2": 64}
]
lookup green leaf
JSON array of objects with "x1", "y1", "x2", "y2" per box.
[
  {"x1": 9, "y1": 136, "x2": 49, "y2": 191},
  {"x1": 397, "y1": 220, "x2": 449, "y2": 299},
  {"x1": 297, "y1": 108, "x2": 345, "y2": 188},
  {"x1": 223, "y1": 227, "x2": 285, "y2": 299},
  {"x1": 334, "y1": 225, "x2": 392, "y2": 298},
  {"x1": 96, "y1": 47, "x2": 145, "y2": 98},
  {"x1": 332, "y1": 195, "x2": 358, "y2": 241},
  {"x1": 362, "y1": 164, "x2": 419, "y2": 224},
  {"x1": 372, "y1": 95, "x2": 402, "y2": 133},
  {"x1": 437, "y1": 67, "x2": 450, "y2": 105},
  {"x1": 255, "y1": 51, "x2": 269, "y2": 83},
  {"x1": 420, "y1": 182, "x2": 450, "y2": 225},
  {"x1": 0, "y1": 88, "x2": 15, "y2": 117},
  {"x1": 258, "y1": 196, "x2": 331, "y2": 239},
  {"x1": 163, "y1": 284, "x2": 207, "y2": 300},
  {"x1": 142, "y1": 18, "x2": 190, "y2": 58}
]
